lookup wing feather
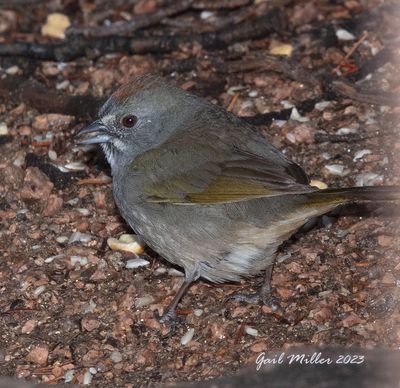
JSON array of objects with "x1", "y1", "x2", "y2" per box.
[{"x1": 130, "y1": 111, "x2": 314, "y2": 205}]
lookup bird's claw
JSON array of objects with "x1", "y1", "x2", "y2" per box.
[
  {"x1": 224, "y1": 291, "x2": 280, "y2": 312},
  {"x1": 154, "y1": 309, "x2": 184, "y2": 334}
]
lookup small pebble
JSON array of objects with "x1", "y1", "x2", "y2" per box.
[
  {"x1": 251, "y1": 342, "x2": 265, "y2": 353},
  {"x1": 68, "y1": 231, "x2": 92, "y2": 244},
  {"x1": 81, "y1": 316, "x2": 100, "y2": 332},
  {"x1": 0, "y1": 123, "x2": 8, "y2": 135},
  {"x1": 200, "y1": 10, "x2": 214, "y2": 20},
  {"x1": 274, "y1": 120, "x2": 287, "y2": 128},
  {"x1": 365, "y1": 116, "x2": 377, "y2": 125},
  {"x1": 248, "y1": 90, "x2": 258, "y2": 98},
  {"x1": 26, "y1": 345, "x2": 49, "y2": 365},
  {"x1": 135, "y1": 295, "x2": 154, "y2": 308},
  {"x1": 32, "y1": 114, "x2": 73, "y2": 131},
  {"x1": 336, "y1": 229, "x2": 348, "y2": 238},
  {"x1": 336, "y1": 127, "x2": 358, "y2": 135},
  {"x1": 181, "y1": 328, "x2": 195, "y2": 345},
  {"x1": 344, "y1": 106, "x2": 357, "y2": 115},
  {"x1": 227, "y1": 85, "x2": 245, "y2": 95},
  {"x1": 120, "y1": 11, "x2": 132, "y2": 21},
  {"x1": 64, "y1": 370, "x2": 74, "y2": 383},
  {"x1": 33, "y1": 285, "x2": 46, "y2": 296},
  {"x1": 70, "y1": 255, "x2": 88, "y2": 266},
  {"x1": 76, "y1": 208, "x2": 90, "y2": 216},
  {"x1": 48, "y1": 150, "x2": 57, "y2": 161},
  {"x1": 342, "y1": 312, "x2": 362, "y2": 327},
  {"x1": 44, "y1": 254, "x2": 65, "y2": 263},
  {"x1": 240, "y1": 99, "x2": 254, "y2": 110},
  {"x1": 281, "y1": 100, "x2": 294, "y2": 109},
  {"x1": 318, "y1": 290, "x2": 332, "y2": 297},
  {"x1": 355, "y1": 172, "x2": 383, "y2": 187},
  {"x1": 325, "y1": 164, "x2": 350, "y2": 177},
  {"x1": 56, "y1": 80, "x2": 70, "y2": 90},
  {"x1": 168, "y1": 268, "x2": 184, "y2": 277},
  {"x1": 315, "y1": 101, "x2": 332, "y2": 111},
  {"x1": 110, "y1": 351, "x2": 123, "y2": 363},
  {"x1": 89, "y1": 367, "x2": 97, "y2": 374},
  {"x1": 5, "y1": 65, "x2": 21, "y2": 75},
  {"x1": 194, "y1": 309, "x2": 203, "y2": 317},
  {"x1": 336, "y1": 28, "x2": 355, "y2": 40},
  {"x1": 277, "y1": 252, "x2": 291, "y2": 263},
  {"x1": 340, "y1": 286, "x2": 351, "y2": 296},
  {"x1": 154, "y1": 267, "x2": 167, "y2": 275},
  {"x1": 64, "y1": 161, "x2": 86, "y2": 171},
  {"x1": 125, "y1": 258, "x2": 150, "y2": 269},
  {"x1": 21, "y1": 167, "x2": 54, "y2": 201},
  {"x1": 245, "y1": 326, "x2": 258, "y2": 337},
  {"x1": 13, "y1": 156, "x2": 25, "y2": 167},
  {"x1": 83, "y1": 299, "x2": 97, "y2": 314},
  {"x1": 353, "y1": 149, "x2": 372, "y2": 161},
  {"x1": 322, "y1": 152, "x2": 331, "y2": 160},
  {"x1": 290, "y1": 107, "x2": 309, "y2": 122},
  {"x1": 82, "y1": 370, "x2": 92, "y2": 385},
  {"x1": 56, "y1": 236, "x2": 69, "y2": 244},
  {"x1": 33, "y1": 132, "x2": 54, "y2": 144},
  {"x1": 66, "y1": 198, "x2": 79, "y2": 206},
  {"x1": 381, "y1": 273, "x2": 395, "y2": 285},
  {"x1": 42, "y1": 62, "x2": 60, "y2": 76}
]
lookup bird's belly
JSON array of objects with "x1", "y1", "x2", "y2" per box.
[
  {"x1": 115, "y1": 200, "x2": 285, "y2": 283},
  {"x1": 114, "y1": 192, "x2": 333, "y2": 283}
]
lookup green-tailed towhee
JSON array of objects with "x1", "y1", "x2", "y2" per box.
[{"x1": 77, "y1": 74, "x2": 400, "y2": 323}]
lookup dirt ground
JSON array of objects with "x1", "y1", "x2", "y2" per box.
[{"x1": 0, "y1": 0, "x2": 399, "y2": 387}]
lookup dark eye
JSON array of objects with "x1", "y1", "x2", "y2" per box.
[{"x1": 121, "y1": 115, "x2": 138, "y2": 128}]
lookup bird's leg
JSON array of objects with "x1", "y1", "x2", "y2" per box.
[
  {"x1": 225, "y1": 256, "x2": 279, "y2": 311},
  {"x1": 159, "y1": 279, "x2": 192, "y2": 324},
  {"x1": 158, "y1": 267, "x2": 199, "y2": 325}
]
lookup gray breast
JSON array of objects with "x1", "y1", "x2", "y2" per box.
[{"x1": 113, "y1": 171, "x2": 332, "y2": 283}]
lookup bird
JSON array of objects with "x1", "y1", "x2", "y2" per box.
[{"x1": 77, "y1": 74, "x2": 400, "y2": 324}]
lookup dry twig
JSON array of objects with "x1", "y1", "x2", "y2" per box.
[
  {"x1": 0, "y1": 76, "x2": 104, "y2": 119},
  {"x1": 0, "y1": 9, "x2": 284, "y2": 61}
]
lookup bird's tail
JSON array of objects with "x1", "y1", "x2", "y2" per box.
[{"x1": 305, "y1": 186, "x2": 400, "y2": 207}]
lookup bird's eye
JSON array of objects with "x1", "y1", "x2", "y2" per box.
[{"x1": 121, "y1": 115, "x2": 138, "y2": 128}]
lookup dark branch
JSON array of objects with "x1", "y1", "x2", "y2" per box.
[
  {"x1": 0, "y1": 76, "x2": 104, "y2": 119},
  {"x1": 0, "y1": 9, "x2": 285, "y2": 62}
]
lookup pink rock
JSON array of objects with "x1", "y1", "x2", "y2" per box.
[
  {"x1": 285, "y1": 123, "x2": 315, "y2": 144},
  {"x1": 342, "y1": 312, "x2": 363, "y2": 327},
  {"x1": 81, "y1": 316, "x2": 101, "y2": 332},
  {"x1": 20, "y1": 167, "x2": 53, "y2": 201},
  {"x1": 42, "y1": 194, "x2": 63, "y2": 216},
  {"x1": 26, "y1": 344, "x2": 49, "y2": 365},
  {"x1": 32, "y1": 113, "x2": 74, "y2": 132},
  {"x1": 0, "y1": 10, "x2": 17, "y2": 34},
  {"x1": 21, "y1": 320, "x2": 36, "y2": 334}
]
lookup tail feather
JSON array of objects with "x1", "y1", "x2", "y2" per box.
[{"x1": 306, "y1": 186, "x2": 400, "y2": 206}]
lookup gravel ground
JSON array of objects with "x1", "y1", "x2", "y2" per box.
[{"x1": 0, "y1": 0, "x2": 399, "y2": 386}]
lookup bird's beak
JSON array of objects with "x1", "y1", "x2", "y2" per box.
[{"x1": 76, "y1": 120, "x2": 111, "y2": 145}]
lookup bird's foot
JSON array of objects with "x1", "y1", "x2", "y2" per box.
[
  {"x1": 154, "y1": 309, "x2": 184, "y2": 333},
  {"x1": 224, "y1": 289, "x2": 280, "y2": 311}
]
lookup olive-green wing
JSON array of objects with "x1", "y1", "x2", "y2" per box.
[{"x1": 130, "y1": 134, "x2": 315, "y2": 205}]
